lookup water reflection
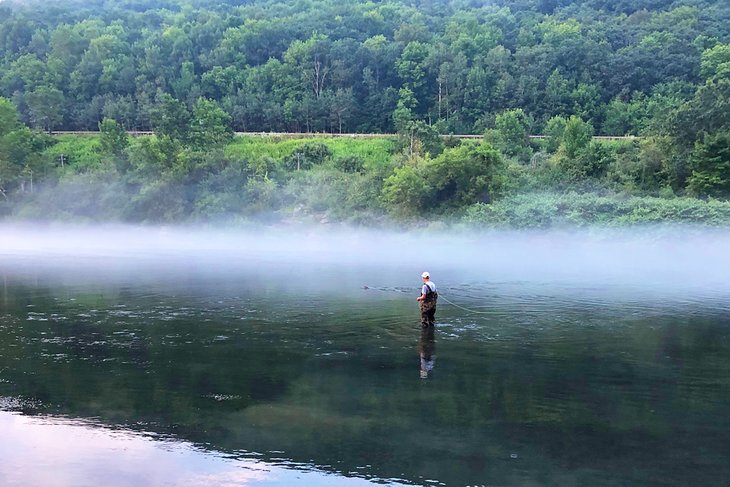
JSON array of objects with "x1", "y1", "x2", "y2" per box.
[
  {"x1": 0, "y1": 410, "x2": 406, "y2": 487},
  {"x1": 418, "y1": 326, "x2": 436, "y2": 379}
]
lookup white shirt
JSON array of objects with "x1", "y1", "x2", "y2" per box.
[{"x1": 421, "y1": 281, "x2": 437, "y2": 295}]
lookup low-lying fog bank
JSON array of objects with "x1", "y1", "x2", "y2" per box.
[{"x1": 1, "y1": 223, "x2": 728, "y2": 292}]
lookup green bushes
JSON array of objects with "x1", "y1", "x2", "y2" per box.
[
  {"x1": 463, "y1": 192, "x2": 730, "y2": 228},
  {"x1": 1, "y1": 112, "x2": 727, "y2": 227},
  {"x1": 10, "y1": 133, "x2": 401, "y2": 223},
  {"x1": 332, "y1": 155, "x2": 365, "y2": 173},
  {"x1": 381, "y1": 141, "x2": 507, "y2": 217},
  {"x1": 42, "y1": 135, "x2": 103, "y2": 173},
  {"x1": 9, "y1": 130, "x2": 729, "y2": 226},
  {"x1": 428, "y1": 142, "x2": 506, "y2": 207},
  {"x1": 285, "y1": 142, "x2": 332, "y2": 171},
  {"x1": 382, "y1": 165, "x2": 429, "y2": 218}
]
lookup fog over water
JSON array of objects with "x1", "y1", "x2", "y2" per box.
[{"x1": 1, "y1": 223, "x2": 729, "y2": 295}]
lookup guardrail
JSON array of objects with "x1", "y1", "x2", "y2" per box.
[
  {"x1": 48, "y1": 131, "x2": 641, "y2": 141},
  {"x1": 50, "y1": 130, "x2": 153, "y2": 136}
]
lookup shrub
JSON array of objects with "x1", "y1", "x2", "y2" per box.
[
  {"x1": 462, "y1": 192, "x2": 730, "y2": 228},
  {"x1": 285, "y1": 142, "x2": 332, "y2": 171},
  {"x1": 425, "y1": 141, "x2": 506, "y2": 207},
  {"x1": 332, "y1": 155, "x2": 365, "y2": 173},
  {"x1": 381, "y1": 164, "x2": 429, "y2": 217}
]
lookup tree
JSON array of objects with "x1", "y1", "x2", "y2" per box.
[
  {"x1": 201, "y1": 66, "x2": 241, "y2": 99},
  {"x1": 671, "y1": 80, "x2": 730, "y2": 147},
  {"x1": 0, "y1": 124, "x2": 44, "y2": 197},
  {"x1": 0, "y1": 97, "x2": 21, "y2": 134},
  {"x1": 700, "y1": 43, "x2": 730, "y2": 83},
  {"x1": 561, "y1": 116, "x2": 593, "y2": 159},
  {"x1": 603, "y1": 96, "x2": 646, "y2": 136},
  {"x1": 687, "y1": 132, "x2": 730, "y2": 198},
  {"x1": 48, "y1": 24, "x2": 87, "y2": 74},
  {"x1": 361, "y1": 34, "x2": 391, "y2": 91},
  {"x1": 543, "y1": 69, "x2": 573, "y2": 118},
  {"x1": 283, "y1": 33, "x2": 332, "y2": 101},
  {"x1": 333, "y1": 155, "x2": 365, "y2": 173},
  {"x1": 463, "y1": 65, "x2": 493, "y2": 128},
  {"x1": 102, "y1": 95, "x2": 137, "y2": 130},
  {"x1": 1, "y1": 54, "x2": 47, "y2": 93},
  {"x1": 188, "y1": 98, "x2": 233, "y2": 151},
  {"x1": 25, "y1": 86, "x2": 64, "y2": 131},
  {"x1": 125, "y1": 135, "x2": 180, "y2": 181},
  {"x1": 393, "y1": 87, "x2": 417, "y2": 134},
  {"x1": 492, "y1": 108, "x2": 533, "y2": 160},
  {"x1": 571, "y1": 82, "x2": 602, "y2": 126},
  {"x1": 544, "y1": 115, "x2": 567, "y2": 153},
  {"x1": 426, "y1": 141, "x2": 506, "y2": 207},
  {"x1": 68, "y1": 29, "x2": 131, "y2": 100},
  {"x1": 396, "y1": 41, "x2": 430, "y2": 115},
  {"x1": 99, "y1": 118, "x2": 129, "y2": 157},
  {"x1": 381, "y1": 164, "x2": 428, "y2": 217},
  {"x1": 0, "y1": 99, "x2": 23, "y2": 198},
  {"x1": 574, "y1": 141, "x2": 613, "y2": 180},
  {"x1": 642, "y1": 81, "x2": 695, "y2": 136},
  {"x1": 150, "y1": 93, "x2": 191, "y2": 141},
  {"x1": 172, "y1": 61, "x2": 199, "y2": 104},
  {"x1": 328, "y1": 88, "x2": 355, "y2": 133}
]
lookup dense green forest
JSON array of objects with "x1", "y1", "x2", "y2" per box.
[{"x1": 0, "y1": 0, "x2": 728, "y2": 225}]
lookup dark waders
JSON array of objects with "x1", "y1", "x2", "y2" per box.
[{"x1": 420, "y1": 289, "x2": 438, "y2": 327}]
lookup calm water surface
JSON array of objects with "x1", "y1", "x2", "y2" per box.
[{"x1": 1, "y1": 227, "x2": 729, "y2": 486}]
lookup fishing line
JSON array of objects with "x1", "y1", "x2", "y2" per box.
[
  {"x1": 437, "y1": 294, "x2": 493, "y2": 315},
  {"x1": 363, "y1": 285, "x2": 493, "y2": 315}
]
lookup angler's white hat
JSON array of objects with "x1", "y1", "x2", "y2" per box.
[{"x1": 421, "y1": 271, "x2": 430, "y2": 278}]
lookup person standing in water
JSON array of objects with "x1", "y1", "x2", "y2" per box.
[{"x1": 416, "y1": 271, "x2": 438, "y2": 327}]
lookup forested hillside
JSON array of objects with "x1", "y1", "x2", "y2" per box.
[
  {"x1": 0, "y1": 0, "x2": 728, "y2": 224},
  {"x1": 1, "y1": 0, "x2": 728, "y2": 134}
]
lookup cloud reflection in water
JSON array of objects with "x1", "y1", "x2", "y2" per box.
[{"x1": 0, "y1": 410, "x2": 397, "y2": 487}]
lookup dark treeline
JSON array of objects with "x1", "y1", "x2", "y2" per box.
[
  {"x1": 1, "y1": 0, "x2": 728, "y2": 135},
  {"x1": 0, "y1": 0, "x2": 728, "y2": 224}
]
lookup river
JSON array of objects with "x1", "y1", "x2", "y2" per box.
[{"x1": 1, "y1": 225, "x2": 728, "y2": 486}]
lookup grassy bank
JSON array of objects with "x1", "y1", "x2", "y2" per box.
[
  {"x1": 225, "y1": 136, "x2": 397, "y2": 169},
  {"x1": 1, "y1": 133, "x2": 726, "y2": 228}
]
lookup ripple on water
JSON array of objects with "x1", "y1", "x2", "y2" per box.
[
  {"x1": 0, "y1": 395, "x2": 43, "y2": 411},
  {"x1": 26, "y1": 312, "x2": 49, "y2": 322},
  {"x1": 204, "y1": 394, "x2": 243, "y2": 401},
  {"x1": 39, "y1": 336, "x2": 77, "y2": 345}
]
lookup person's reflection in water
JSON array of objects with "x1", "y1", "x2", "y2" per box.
[{"x1": 418, "y1": 325, "x2": 436, "y2": 379}]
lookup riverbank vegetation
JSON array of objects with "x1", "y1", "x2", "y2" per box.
[{"x1": 0, "y1": 0, "x2": 728, "y2": 227}]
